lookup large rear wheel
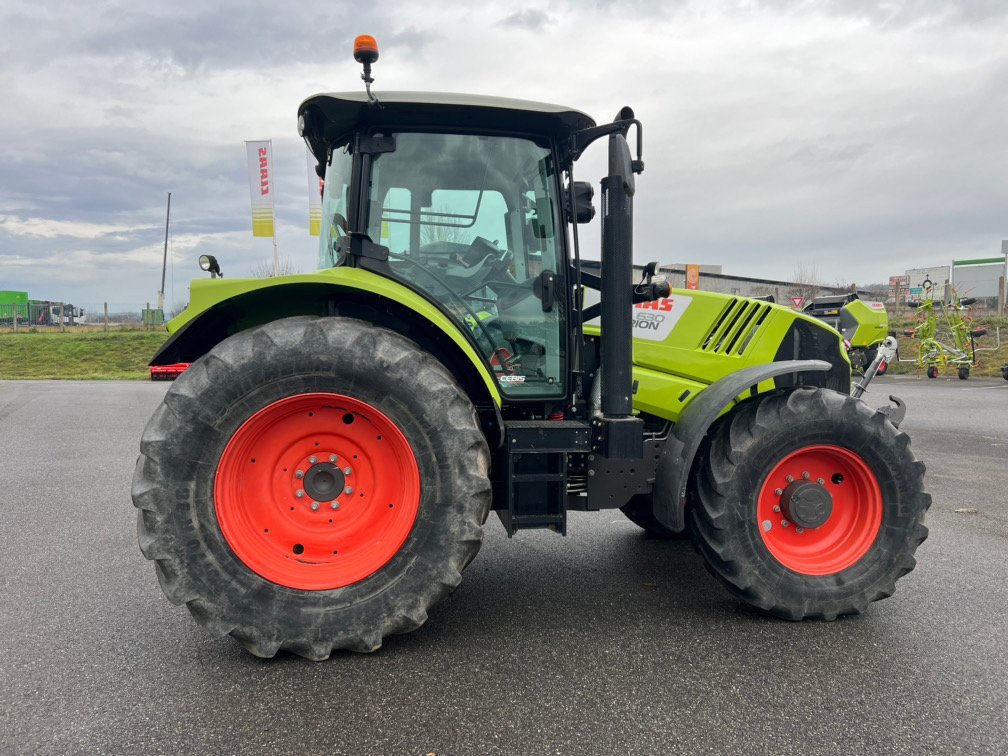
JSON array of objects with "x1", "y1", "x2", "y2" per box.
[
  {"x1": 132, "y1": 317, "x2": 491, "y2": 658},
  {"x1": 689, "y1": 387, "x2": 929, "y2": 620}
]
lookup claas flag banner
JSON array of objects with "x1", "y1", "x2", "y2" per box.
[
  {"x1": 246, "y1": 140, "x2": 275, "y2": 237},
  {"x1": 307, "y1": 148, "x2": 323, "y2": 236}
]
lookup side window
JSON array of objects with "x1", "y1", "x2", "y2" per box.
[
  {"x1": 318, "y1": 144, "x2": 353, "y2": 269},
  {"x1": 365, "y1": 132, "x2": 566, "y2": 398}
]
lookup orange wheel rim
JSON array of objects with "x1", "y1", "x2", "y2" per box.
[
  {"x1": 214, "y1": 393, "x2": 420, "y2": 590},
  {"x1": 757, "y1": 445, "x2": 882, "y2": 576}
]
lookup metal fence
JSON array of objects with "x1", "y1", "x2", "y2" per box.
[{"x1": 0, "y1": 302, "x2": 167, "y2": 332}]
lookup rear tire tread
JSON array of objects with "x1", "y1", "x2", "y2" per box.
[{"x1": 132, "y1": 316, "x2": 491, "y2": 658}]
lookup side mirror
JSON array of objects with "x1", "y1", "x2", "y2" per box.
[{"x1": 566, "y1": 181, "x2": 595, "y2": 224}]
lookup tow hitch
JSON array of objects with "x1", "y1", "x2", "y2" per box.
[{"x1": 852, "y1": 336, "x2": 906, "y2": 427}]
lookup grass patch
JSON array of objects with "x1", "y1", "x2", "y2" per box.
[{"x1": 0, "y1": 330, "x2": 169, "y2": 380}]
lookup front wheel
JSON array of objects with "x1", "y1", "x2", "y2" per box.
[
  {"x1": 132, "y1": 317, "x2": 491, "y2": 659},
  {"x1": 926, "y1": 366, "x2": 939, "y2": 379},
  {"x1": 689, "y1": 388, "x2": 929, "y2": 620},
  {"x1": 620, "y1": 494, "x2": 681, "y2": 538},
  {"x1": 958, "y1": 366, "x2": 970, "y2": 380}
]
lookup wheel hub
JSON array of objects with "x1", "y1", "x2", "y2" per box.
[
  {"x1": 779, "y1": 480, "x2": 833, "y2": 529},
  {"x1": 302, "y1": 461, "x2": 346, "y2": 502},
  {"x1": 756, "y1": 444, "x2": 883, "y2": 575}
]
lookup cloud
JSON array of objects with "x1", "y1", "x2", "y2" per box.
[
  {"x1": 0, "y1": 0, "x2": 1005, "y2": 308},
  {"x1": 0, "y1": 216, "x2": 160, "y2": 240},
  {"x1": 498, "y1": 9, "x2": 555, "y2": 30}
]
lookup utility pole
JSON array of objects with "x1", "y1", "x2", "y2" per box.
[
  {"x1": 159, "y1": 192, "x2": 171, "y2": 311},
  {"x1": 1001, "y1": 240, "x2": 1007, "y2": 316}
]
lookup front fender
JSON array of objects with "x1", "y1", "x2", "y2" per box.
[{"x1": 652, "y1": 359, "x2": 831, "y2": 532}]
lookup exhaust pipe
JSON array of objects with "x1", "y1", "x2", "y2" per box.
[{"x1": 600, "y1": 131, "x2": 636, "y2": 419}]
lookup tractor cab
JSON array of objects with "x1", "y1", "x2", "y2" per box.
[
  {"x1": 298, "y1": 84, "x2": 652, "y2": 434},
  {"x1": 302, "y1": 93, "x2": 591, "y2": 398}
]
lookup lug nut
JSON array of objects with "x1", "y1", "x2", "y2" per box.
[
  {"x1": 781, "y1": 520, "x2": 790, "y2": 527},
  {"x1": 802, "y1": 471, "x2": 810, "y2": 479},
  {"x1": 329, "y1": 455, "x2": 337, "y2": 463},
  {"x1": 343, "y1": 467, "x2": 352, "y2": 476},
  {"x1": 344, "y1": 486, "x2": 354, "y2": 495},
  {"x1": 295, "y1": 470, "x2": 305, "y2": 479},
  {"x1": 309, "y1": 456, "x2": 318, "y2": 464},
  {"x1": 331, "y1": 501, "x2": 340, "y2": 510},
  {"x1": 785, "y1": 475, "x2": 794, "y2": 483},
  {"x1": 774, "y1": 488, "x2": 783, "y2": 496},
  {"x1": 773, "y1": 505, "x2": 781, "y2": 513},
  {"x1": 296, "y1": 489, "x2": 305, "y2": 499},
  {"x1": 796, "y1": 527, "x2": 805, "y2": 534},
  {"x1": 311, "y1": 502, "x2": 320, "y2": 511},
  {"x1": 817, "y1": 478, "x2": 825, "y2": 485}
]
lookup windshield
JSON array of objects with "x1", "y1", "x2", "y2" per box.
[{"x1": 364, "y1": 132, "x2": 566, "y2": 397}]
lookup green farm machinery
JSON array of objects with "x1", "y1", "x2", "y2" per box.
[
  {"x1": 0, "y1": 290, "x2": 85, "y2": 327},
  {"x1": 904, "y1": 279, "x2": 996, "y2": 379},
  {"x1": 802, "y1": 293, "x2": 890, "y2": 374},
  {"x1": 133, "y1": 36, "x2": 929, "y2": 659}
]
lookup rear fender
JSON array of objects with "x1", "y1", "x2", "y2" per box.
[
  {"x1": 153, "y1": 272, "x2": 502, "y2": 410},
  {"x1": 652, "y1": 359, "x2": 831, "y2": 532}
]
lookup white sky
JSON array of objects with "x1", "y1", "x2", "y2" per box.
[{"x1": 0, "y1": 0, "x2": 1005, "y2": 310}]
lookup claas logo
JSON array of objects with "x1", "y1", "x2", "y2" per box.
[
  {"x1": 258, "y1": 147, "x2": 270, "y2": 196},
  {"x1": 633, "y1": 298, "x2": 674, "y2": 312}
]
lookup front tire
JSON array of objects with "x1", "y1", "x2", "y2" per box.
[
  {"x1": 958, "y1": 366, "x2": 970, "y2": 380},
  {"x1": 689, "y1": 388, "x2": 929, "y2": 620},
  {"x1": 132, "y1": 317, "x2": 491, "y2": 659},
  {"x1": 620, "y1": 494, "x2": 680, "y2": 538}
]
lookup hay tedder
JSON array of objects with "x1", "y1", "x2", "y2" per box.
[
  {"x1": 904, "y1": 279, "x2": 998, "y2": 379},
  {"x1": 132, "y1": 36, "x2": 930, "y2": 659}
]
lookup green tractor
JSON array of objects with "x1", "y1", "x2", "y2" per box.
[
  {"x1": 802, "y1": 293, "x2": 890, "y2": 374},
  {"x1": 133, "y1": 37, "x2": 929, "y2": 659}
]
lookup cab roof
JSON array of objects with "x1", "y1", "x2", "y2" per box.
[{"x1": 299, "y1": 91, "x2": 596, "y2": 164}]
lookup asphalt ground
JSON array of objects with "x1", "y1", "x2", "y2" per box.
[{"x1": 1, "y1": 376, "x2": 1005, "y2": 755}]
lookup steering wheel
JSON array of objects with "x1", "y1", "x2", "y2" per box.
[
  {"x1": 469, "y1": 236, "x2": 514, "y2": 273},
  {"x1": 327, "y1": 212, "x2": 349, "y2": 264}
]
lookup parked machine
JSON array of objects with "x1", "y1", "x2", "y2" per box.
[
  {"x1": 904, "y1": 280, "x2": 992, "y2": 379},
  {"x1": 803, "y1": 293, "x2": 890, "y2": 374},
  {"x1": 133, "y1": 36, "x2": 930, "y2": 659},
  {"x1": 0, "y1": 291, "x2": 85, "y2": 326}
]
